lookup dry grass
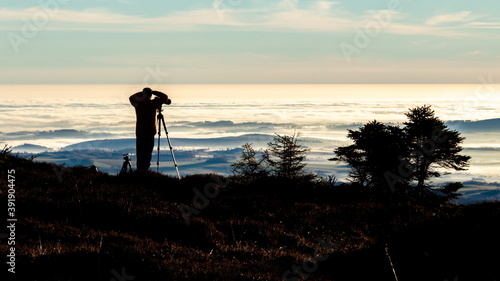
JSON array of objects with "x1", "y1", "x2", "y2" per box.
[{"x1": 0, "y1": 155, "x2": 499, "y2": 280}]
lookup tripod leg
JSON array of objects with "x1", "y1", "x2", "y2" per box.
[
  {"x1": 120, "y1": 161, "x2": 127, "y2": 175},
  {"x1": 166, "y1": 134, "x2": 181, "y2": 180},
  {"x1": 159, "y1": 115, "x2": 181, "y2": 179},
  {"x1": 157, "y1": 114, "x2": 162, "y2": 173},
  {"x1": 162, "y1": 115, "x2": 181, "y2": 179}
]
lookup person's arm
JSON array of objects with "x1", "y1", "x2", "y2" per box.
[
  {"x1": 152, "y1": 91, "x2": 169, "y2": 106},
  {"x1": 129, "y1": 92, "x2": 148, "y2": 108}
]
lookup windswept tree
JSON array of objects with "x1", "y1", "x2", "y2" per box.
[
  {"x1": 230, "y1": 143, "x2": 267, "y2": 179},
  {"x1": 330, "y1": 120, "x2": 409, "y2": 189},
  {"x1": 404, "y1": 105, "x2": 470, "y2": 188},
  {"x1": 331, "y1": 105, "x2": 470, "y2": 190}
]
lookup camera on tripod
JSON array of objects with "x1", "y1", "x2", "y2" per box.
[
  {"x1": 120, "y1": 153, "x2": 133, "y2": 175},
  {"x1": 123, "y1": 153, "x2": 131, "y2": 161},
  {"x1": 154, "y1": 97, "x2": 172, "y2": 105}
]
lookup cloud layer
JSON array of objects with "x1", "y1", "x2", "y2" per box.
[
  {"x1": 0, "y1": 3, "x2": 495, "y2": 35},
  {"x1": 1, "y1": 1, "x2": 499, "y2": 84}
]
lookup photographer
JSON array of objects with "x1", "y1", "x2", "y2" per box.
[{"x1": 129, "y1": 87, "x2": 169, "y2": 171}]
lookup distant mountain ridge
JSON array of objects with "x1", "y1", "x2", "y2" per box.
[
  {"x1": 12, "y1": 143, "x2": 54, "y2": 153},
  {"x1": 61, "y1": 134, "x2": 343, "y2": 151},
  {"x1": 446, "y1": 118, "x2": 500, "y2": 132}
]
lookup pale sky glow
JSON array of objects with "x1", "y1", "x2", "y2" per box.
[
  {"x1": 3, "y1": 84, "x2": 499, "y2": 102},
  {"x1": 0, "y1": 0, "x2": 499, "y2": 85}
]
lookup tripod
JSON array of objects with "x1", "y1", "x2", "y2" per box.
[
  {"x1": 156, "y1": 105, "x2": 181, "y2": 179},
  {"x1": 120, "y1": 153, "x2": 132, "y2": 175}
]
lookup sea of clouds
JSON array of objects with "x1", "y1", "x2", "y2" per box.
[{"x1": 1, "y1": 96, "x2": 499, "y2": 203}]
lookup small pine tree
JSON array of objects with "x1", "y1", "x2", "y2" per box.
[
  {"x1": 263, "y1": 133, "x2": 312, "y2": 179},
  {"x1": 230, "y1": 143, "x2": 267, "y2": 179}
]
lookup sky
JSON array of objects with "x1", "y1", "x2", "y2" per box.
[{"x1": 0, "y1": 0, "x2": 499, "y2": 84}]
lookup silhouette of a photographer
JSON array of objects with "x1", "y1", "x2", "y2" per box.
[{"x1": 129, "y1": 87, "x2": 169, "y2": 171}]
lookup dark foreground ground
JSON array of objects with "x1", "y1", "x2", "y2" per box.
[{"x1": 1, "y1": 156, "x2": 499, "y2": 281}]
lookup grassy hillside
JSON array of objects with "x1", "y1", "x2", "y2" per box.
[{"x1": 1, "y1": 155, "x2": 499, "y2": 281}]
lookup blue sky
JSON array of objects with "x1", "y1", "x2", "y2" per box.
[{"x1": 0, "y1": 0, "x2": 499, "y2": 84}]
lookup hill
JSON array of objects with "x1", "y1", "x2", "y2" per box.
[
  {"x1": 0, "y1": 155, "x2": 499, "y2": 280},
  {"x1": 11, "y1": 143, "x2": 54, "y2": 153},
  {"x1": 446, "y1": 118, "x2": 500, "y2": 132},
  {"x1": 60, "y1": 134, "x2": 342, "y2": 151}
]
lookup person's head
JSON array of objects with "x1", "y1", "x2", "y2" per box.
[{"x1": 143, "y1": 87, "x2": 153, "y2": 99}]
